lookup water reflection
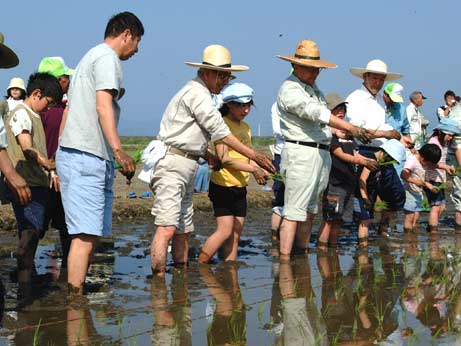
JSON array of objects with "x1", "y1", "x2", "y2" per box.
[
  {"x1": 278, "y1": 256, "x2": 327, "y2": 346},
  {"x1": 200, "y1": 263, "x2": 246, "y2": 346},
  {"x1": 151, "y1": 269, "x2": 191, "y2": 346}
]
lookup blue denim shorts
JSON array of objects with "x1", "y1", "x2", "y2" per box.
[
  {"x1": 12, "y1": 187, "x2": 48, "y2": 232},
  {"x1": 56, "y1": 147, "x2": 114, "y2": 237},
  {"x1": 404, "y1": 191, "x2": 424, "y2": 212}
]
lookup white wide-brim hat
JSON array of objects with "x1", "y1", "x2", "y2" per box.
[
  {"x1": 185, "y1": 44, "x2": 249, "y2": 72},
  {"x1": 350, "y1": 59, "x2": 402, "y2": 81}
]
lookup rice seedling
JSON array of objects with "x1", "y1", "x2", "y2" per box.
[
  {"x1": 270, "y1": 172, "x2": 284, "y2": 183},
  {"x1": 377, "y1": 157, "x2": 398, "y2": 168},
  {"x1": 374, "y1": 200, "x2": 389, "y2": 211},
  {"x1": 33, "y1": 318, "x2": 42, "y2": 346},
  {"x1": 434, "y1": 182, "x2": 449, "y2": 192},
  {"x1": 114, "y1": 148, "x2": 143, "y2": 169}
]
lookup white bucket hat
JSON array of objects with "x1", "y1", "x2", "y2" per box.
[
  {"x1": 185, "y1": 44, "x2": 249, "y2": 72},
  {"x1": 350, "y1": 59, "x2": 402, "y2": 81},
  {"x1": 7, "y1": 77, "x2": 25, "y2": 91}
]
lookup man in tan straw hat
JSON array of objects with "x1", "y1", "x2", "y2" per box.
[
  {"x1": 275, "y1": 39, "x2": 373, "y2": 260},
  {"x1": 0, "y1": 33, "x2": 31, "y2": 205},
  {"x1": 150, "y1": 44, "x2": 274, "y2": 275}
]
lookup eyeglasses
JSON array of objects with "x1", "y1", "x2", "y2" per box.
[
  {"x1": 216, "y1": 72, "x2": 235, "y2": 82},
  {"x1": 44, "y1": 97, "x2": 56, "y2": 109}
]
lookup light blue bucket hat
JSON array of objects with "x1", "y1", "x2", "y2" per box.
[
  {"x1": 380, "y1": 139, "x2": 406, "y2": 164},
  {"x1": 434, "y1": 118, "x2": 460, "y2": 135},
  {"x1": 221, "y1": 83, "x2": 254, "y2": 104}
]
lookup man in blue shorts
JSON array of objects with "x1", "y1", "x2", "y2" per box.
[{"x1": 57, "y1": 12, "x2": 144, "y2": 295}]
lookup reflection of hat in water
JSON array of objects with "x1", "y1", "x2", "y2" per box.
[
  {"x1": 380, "y1": 139, "x2": 406, "y2": 164},
  {"x1": 434, "y1": 118, "x2": 460, "y2": 135},
  {"x1": 221, "y1": 83, "x2": 254, "y2": 104}
]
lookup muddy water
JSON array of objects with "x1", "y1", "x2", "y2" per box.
[{"x1": 1, "y1": 210, "x2": 461, "y2": 345}]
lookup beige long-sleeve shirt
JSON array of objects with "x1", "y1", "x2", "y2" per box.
[
  {"x1": 158, "y1": 78, "x2": 230, "y2": 155},
  {"x1": 277, "y1": 74, "x2": 331, "y2": 145}
]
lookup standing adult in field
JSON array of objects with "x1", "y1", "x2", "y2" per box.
[
  {"x1": 276, "y1": 39, "x2": 372, "y2": 260},
  {"x1": 38, "y1": 56, "x2": 74, "y2": 267},
  {"x1": 150, "y1": 44, "x2": 274, "y2": 275},
  {"x1": 407, "y1": 91, "x2": 429, "y2": 150},
  {"x1": 57, "y1": 12, "x2": 144, "y2": 295},
  {"x1": 346, "y1": 59, "x2": 405, "y2": 238}
]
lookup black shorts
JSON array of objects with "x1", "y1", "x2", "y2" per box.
[
  {"x1": 208, "y1": 181, "x2": 247, "y2": 217},
  {"x1": 44, "y1": 189, "x2": 67, "y2": 232}
]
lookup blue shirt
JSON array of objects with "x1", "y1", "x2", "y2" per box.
[{"x1": 386, "y1": 103, "x2": 410, "y2": 135}]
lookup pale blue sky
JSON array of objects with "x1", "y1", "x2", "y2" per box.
[{"x1": 1, "y1": 0, "x2": 459, "y2": 135}]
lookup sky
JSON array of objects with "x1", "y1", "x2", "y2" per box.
[{"x1": 1, "y1": 0, "x2": 460, "y2": 136}]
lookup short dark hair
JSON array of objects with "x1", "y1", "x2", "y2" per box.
[
  {"x1": 26, "y1": 73, "x2": 63, "y2": 103},
  {"x1": 418, "y1": 143, "x2": 441, "y2": 164},
  {"x1": 444, "y1": 90, "x2": 456, "y2": 99},
  {"x1": 104, "y1": 12, "x2": 144, "y2": 39},
  {"x1": 219, "y1": 100, "x2": 254, "y2": 117}
]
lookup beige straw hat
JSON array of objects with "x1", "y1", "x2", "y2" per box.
[
  {"x1": 185, "y1": 44, "x2": 249, "y2": 72},
  {"x1": 350, "y1": 59, "x2": 402, "y2": 81},
  {"x1": 0, "y1": 33, "x2": 19, "y2": 69},
  {"x1": 277, "y1": 39, "x2": 337, "y2": 69}
]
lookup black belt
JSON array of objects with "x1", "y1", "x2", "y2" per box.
[
  {"x1": 358, "y1": 145, "x2": 380, "y2": 152},
  {"x1": 286, "y1": 140, "x2": 329, "y2": 151}
]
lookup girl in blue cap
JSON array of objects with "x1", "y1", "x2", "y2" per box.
[
  {"x1": 198, "y1": 83, "x2": 269, "y2": 263},
  {"x1": 424, "y1": 118, "x2": 459, "y2": 232}
]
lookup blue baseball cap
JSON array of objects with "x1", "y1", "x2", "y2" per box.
[{"x1": 221, "y1": 83, "x2": 254, "y2": 103}]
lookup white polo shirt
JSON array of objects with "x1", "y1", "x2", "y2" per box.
[{"x1": 346, "y1": 85, "x2": 388, "y2": 147}]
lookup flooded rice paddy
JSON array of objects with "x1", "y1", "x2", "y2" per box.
[{"x1": 1, "y1": 210, "x2": 461, "y2": 345}]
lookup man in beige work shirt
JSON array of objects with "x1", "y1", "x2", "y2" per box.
[
  {"x1": 276, "y1": 39, "x2": 373, "y2": 260},
  {"x1": 151, "y1": 44, "x2": 274, "y2": 275}
]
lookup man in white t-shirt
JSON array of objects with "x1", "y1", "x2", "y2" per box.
[{"x1": 57, "y1": 12, "x2": 144, "y2": 295}]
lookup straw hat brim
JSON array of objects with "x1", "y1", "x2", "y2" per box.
[
  {"x1": 0, "y1": 43, "x2": 18, "y2": 69},
  {"x1": 277, "y1": 55, "x2": 337, "y2": 69},
  {"x1": 184, "y1": 62, "x2": 249, "y2": 72},
  {"x1": 350, "y1": 68, "x2": 402, "y2": 81}
]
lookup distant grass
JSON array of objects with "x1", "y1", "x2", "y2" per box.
[{"x1": 121, "y1": 136, "x2": 275, "y2": 156}]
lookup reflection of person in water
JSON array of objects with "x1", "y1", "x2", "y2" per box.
[
  {"x1": 318, "y1": 247, "x2": 399, "y2": 344},
  {"x1": 279, "y1": 256, "x2": 327, "y2": 346},
  {"x1": 199, "y1": 263, "x2": 246, "y2": 346},
  {"x1": 317, "y1": 251, "x2": 349, "y2": 338},
  {"x1": 11, "y1": 295, "x2": 99, "y2": 345},
  {"x1": 151, "y1": 269, "x2": 192, "y2": 346}
]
